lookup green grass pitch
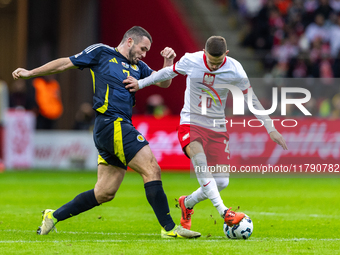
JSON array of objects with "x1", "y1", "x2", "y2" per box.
[{"x1": 0, "y1": 170, "x2": 339, "y2": 254}]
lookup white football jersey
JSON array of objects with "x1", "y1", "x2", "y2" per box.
[{"x1": 173, "y1": 51, "x2": 250, "y2": 131}]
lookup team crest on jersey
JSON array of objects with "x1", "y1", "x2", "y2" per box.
[
  {"x1": 137, "y1": 134, "x2": 145, "y2": 142},
  {"x1": 122, "y1": 62, "x2": 130, "y2": 69},
  {"x1": 131, "y1": 64, "x2": 139, "y2": 71},
  {"x1": 74, "y1": 52, "x2": 83, "y2": 58},
  {"x1": 203, "y1": 73, "x2": 215, "y2": 86}
]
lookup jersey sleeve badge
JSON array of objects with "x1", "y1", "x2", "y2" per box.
[{"x1": 137, "y1": 134, "x2": 145, "y2": 142}]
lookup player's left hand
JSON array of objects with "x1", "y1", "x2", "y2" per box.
[
  {"x1": 161, "y1": 47, "x2": 176, "y2": 60},
  {"x1": 124, "y1": 76, "x2": 139, "y2": 92},
  {"x1": 270, "y1": 131, "x2": 288, "y2": 150}
]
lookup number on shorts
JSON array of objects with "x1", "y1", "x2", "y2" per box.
[{"x1": 224, "y1": 139, "x2": 229, "y2": 153}]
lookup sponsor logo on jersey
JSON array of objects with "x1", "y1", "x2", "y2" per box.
[
  {"x1": 74, "y1": 52, "x2": 83, "y2": 58},
  {"x1": 122, "y1": 62, "x2": 130, "y2": 69},
  {"x1": 203, "y1": 73, "x2": 215, "y2": 86},
  {"x1": 137, "y1": 134, "x2": 145, "y2": 142},
  {"x1": 131, "y1": 64, "x2": 139, "y2": 71}
]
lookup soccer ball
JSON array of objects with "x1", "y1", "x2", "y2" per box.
[{"x1": 223, "y1": 214, "x2": 253, "y2": 239}]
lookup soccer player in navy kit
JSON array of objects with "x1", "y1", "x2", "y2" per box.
[{"x1": 12, "y1": 26, "x2": 201, "y2": 238}]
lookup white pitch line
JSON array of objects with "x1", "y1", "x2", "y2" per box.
[
  {"x1": 0, "y1": 229, "x2": 158, "y2": 236},
  {"x1": 245, "y1": 211, "x2": 340, "y2": 219},
  {"x1": 1, "y1": 230, "x2": 340, "y2": 243},
  {"x1": 2, "y1": 229, "x2": 340, "y2": 242},
  {"x1": 0, "y1": 238, "x2": 340, "y2": 244}
]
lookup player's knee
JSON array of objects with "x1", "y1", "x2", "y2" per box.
[
  {"x1": 100, "y1": 193, "x2": 116, "y2": 203},
  {"x1": 95, "y1": 189, "x2": 117, "y2": 203},
  {"x1": 147, "y1": 163, "x2": 161, "y2": 180},
  {"x1": 142, "y1": 157, "x2": 161, "y2": 181},
  {"x1": 215, "y1": 177, "x2": 229, "y2": 191}
]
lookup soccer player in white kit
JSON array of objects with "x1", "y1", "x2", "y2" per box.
[{"x1": 124, "y1": 36, "x2": 288, "y2": 229}]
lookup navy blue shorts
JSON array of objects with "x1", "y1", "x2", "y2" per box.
[{"x1": 93, "y1": 114, "x2": 149, "y2": 170}]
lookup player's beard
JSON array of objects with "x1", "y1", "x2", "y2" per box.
[{"x1": 128, "y1": 46, "x2": 139, "y2": 65}]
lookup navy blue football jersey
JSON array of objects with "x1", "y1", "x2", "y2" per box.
[{"x1": 69, "y1": 43, "x2": 153, "y2": 122}]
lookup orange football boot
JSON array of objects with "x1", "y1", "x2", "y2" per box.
[
  {"x1": 224, "y1": 207, "x2": 245, "y2": 227},
  {"x1": 178, "y1": 196, "x2": 194, "y2": 230}
]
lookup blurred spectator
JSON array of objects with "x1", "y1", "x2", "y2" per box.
[
  {"x1": 73, "y1": 102, "x2": 95, "y2": 130},
  {"x1": 288, "y1": 0, "x2": 305, "y2": 23},
  {"x1": 270, "y1": 62, "x2": 288, "y2": 80},
  {"x1": 304, "y1": 13, "x2": 330, "y2": 44},
  {"x1": 330, "y1": 0, "x2": 340, "y2": 13},
  {"x1": 287, "y1": 53, "x2": 310, "y2": 78},
  {"x1": 305, "y1": 1, "x2": 320, "y2": 17},
  {"x1": 333, "y1": 51, "x2": 340, "y2": 76},
  {"x1": 318, "y1": 98, "x2": 332, "y2": 116},
  {"x1": 329, "y1": 13, "x2": 340, "y2": 57},
  {"x1": 319, "y1": 44, "x2": 334, "y2": 85},
  {"x1": 272, "y1": 32, "x2": 299, "y2": 64},
  {"x1": 309, "y1": 37, "x2": 323, "y2": 65},
  {"x1": 32, "y1": 76, "x2": 63, "y2": 129},
  {"x1": 330, "y1": 93, "x2": 340, "y2": 119},
  {"x1": 241, "y1": 0, "x2": 277, "y2": 50},
  {"x1": 287, "y1": 1, "x2": 306, "y2": 40},
  {"x1": 304, "y1": 0, "x2": 320, "y2": 12},
  {"x1": 9, "y1": 79, "x2": 37, "y2": 111},
  {"x1": 305, "y1": 97, "x2": 319, "y2": 116},
  {"x1": 237, "y1": 0, "x2": 264, "y2": 18},
  {"x1": 145, "y1": 94, "x2": 170, "y2": 119},
  {"x1": 275, "y1": 0, "x2": 293, "y2": 16},
  {"x1": 302, "y1": 0, "x2": 319, "y2": 25},
  {"x1": 314, "y1": 0, "x2": 334, "y2": 20}
]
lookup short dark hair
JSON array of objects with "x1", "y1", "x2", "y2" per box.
[
  {"x1": 121, "y1": 26, "x2": 153, "y2": 44},
  {"x1": 205, "y1": 36, "x2": 227, "y2": 57}
]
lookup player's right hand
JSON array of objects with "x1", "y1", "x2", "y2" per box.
[
  {"x1": 124, "y1": 76, "x2": 139, "y2": 92},
  {"x1": 12, "y1": 68, "x2": 32, "y2": 80},
  {"x1": 269, "y1": 131, "x2": 288, "y2": 150},
  {"x1": 161, "y1": 47, "x2": 176, "y2": 60}
]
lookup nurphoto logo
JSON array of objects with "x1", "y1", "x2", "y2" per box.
[{"x1": 201, "y1": 85, "x2": 311, "y2": 116}]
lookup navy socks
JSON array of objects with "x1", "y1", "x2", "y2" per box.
[
  {"x1": 144, "y1": 180, "x2": 175, "y2": 231},
  {"x1": 53, "y1": 189, "x2": 99, "y2": 221},
  {"x1": 52, "y1": 183, "x2": 175, "y2": 232}
]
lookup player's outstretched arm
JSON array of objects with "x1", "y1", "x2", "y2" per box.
[
  {"x1": 124, "y1": 66, "x2": 178, "y2": 92},
  {"x1": 269, "y1": 131, "x2": 288, "y2": 150},
  {"x1": 12, "y1": 57, "x2": 77, "y2": 80},
  {"x1": 124, "y1": 47, "x2": 178, "y2": 92}
]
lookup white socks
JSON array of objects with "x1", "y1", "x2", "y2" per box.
[{"x1": 188, "y1": 153, "x2": 229, "y2": 217}]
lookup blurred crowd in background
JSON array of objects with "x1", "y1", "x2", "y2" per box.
[
  {"x1": 8, "y1": 77, "x2": 95, "y2": 130},
  {"x1": 222, "y1": 0, "x2": 340, "y2": 119},
  {"x1": 4, "y1": 0, "x2": 340, "y2": 131}
]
